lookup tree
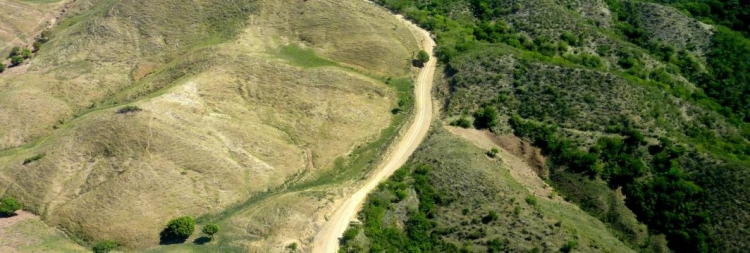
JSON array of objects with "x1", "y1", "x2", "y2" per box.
[
  {"x1": 92, "y1": 240, "x2": 118, "y2": 253},
  {"x1": 417, "y1": 50, "x2": 430, "y2": 65},
  {"x1": 10, "y1": 55, "x2": 24, "y2": 66},
  {"x1": 160, "y1": 216, "x2": 195, "y2": 242},
  {"x1": 0, "y1": 197, "x2": 22, "y2": 217},
  {"x1": 0, "y1": 62, "x2": 5, "y2": 73},
  {"x1": 202, "y1": 223, "x2": 219, "y2": 239}
]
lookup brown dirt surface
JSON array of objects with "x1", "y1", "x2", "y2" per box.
[{"x1": 443, "y1": 126, "x2": 558, "y2": 200}]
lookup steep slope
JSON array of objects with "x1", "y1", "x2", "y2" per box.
[
  {"x1": 0, "y1": 0, "x2": 419, "y2": 249},
  {"x1": 347, "y1": 0, "x2": 750, "y2": 252},
  {"x1": 340, "y1": 129, "x2": 634, "y2": 252}
]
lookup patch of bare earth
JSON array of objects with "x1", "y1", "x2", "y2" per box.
[
  {"x1": 443, "y1": 125, "x2": 560, "y2": 200},
  {"x1": 0, "y1": 210, "x2": 33, "y2": 229}
]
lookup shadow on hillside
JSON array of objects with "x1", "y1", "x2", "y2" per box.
[{"x1": 193, "y1": 236, "x2": 211, "y2": 245}]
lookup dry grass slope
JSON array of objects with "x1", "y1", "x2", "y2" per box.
[{"x1": 0, "y1": 0, "x2": 418, "y2": 250}]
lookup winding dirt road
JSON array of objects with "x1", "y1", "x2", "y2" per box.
[{"x1": 310, "y1": 13, "x2": 436, "y2": 253}]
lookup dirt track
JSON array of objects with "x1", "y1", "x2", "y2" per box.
[{"x1": 310, "y1": 12, "x2": 436, "y2": 253}]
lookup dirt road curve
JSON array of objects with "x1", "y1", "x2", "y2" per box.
[{"x1": 310, "y1": 13, "x2": 436, "y2": 253}]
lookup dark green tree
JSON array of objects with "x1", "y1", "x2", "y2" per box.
[
  {"x1": 0, "y1": 197, "x2": 22, "y2": 217},
  {"x1": 160, "y1": 216, "x2": 195, "y2": 242}
]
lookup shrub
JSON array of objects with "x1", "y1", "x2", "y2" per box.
[
  {"x1": 286, "y1": 242, "x2": 298, "y2": 252},
  {"x1": 482, "y1": 210, "x2": 498, "y2": 224},
  {"x1": 117, "y1": 105, "x2": 142, "y2": 114},
  {"x1": 0, "y1": 197, "x2": 23, "y2": 217},
  {"x1": 473, "y1": 105, "x2": 498, "y2": 129},
  {"x1": 92, "y1": 240, "x2": 118, "y2": 253},
  {"x1": 23, "y1": 153, "x2": 45, "y2": 165},
  {"x1": 0, "y1": 62, "x2": 5, "y2": 73},
  {"x1": 21, "y1": 49, "x2": 32, "y2": 59},
  {"x1": 525, "y1": 195, "x2": 537, "y2": 206},
  {"x1": 160, "y1": 216, "x2": 195, "y2": 242},
  {"x1": 10, "y1": 55, "x2": 24, "y2": 66},
  {"x1": 487, "y1": 147, "x2": 499, "y2": 158},
  {"x1": 9, "y1": 46, "x2": 20, "y2": 57},
  {"x1": 417, "y1": 50, "x2": 430, "y2": 64},
  {"x1": 202, "y1": 223, "x2": 219, "y2": 239},
  {"x1": 451, "y1": 116, "x2": 472, "y2": 128},
  {"x1": 33, "y1": 41, "x2": 42, "y2": 52},
  {"x1": 560, "y1": 240, "x2": 577, "y2": 253}
]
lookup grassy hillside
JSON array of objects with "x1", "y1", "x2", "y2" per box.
[
  {"x1": 0, "y1": 0, "x2": 420, "y2": 250},
  {"x1": 341, "y1": 129, "x2": 635, "y2": 252},
  {"x1": 361, "y1": 0, "x2": 750, "y2": 252}
]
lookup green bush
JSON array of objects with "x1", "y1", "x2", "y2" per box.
[
  {"x1": 9, "y1": 46, "x2": 20, "y2": 57},
  {"x1": 525, "y1": 195, "x2": 537, "y2": 206},
  {"x1": 10, "y1": 55, "x2": 24, "y2": 66},
  {"x1": 0, "y1": 197, "x2": 23, "y2": 217},
  {"x1": 160, "y1": 216, "x2": 195, "y2": 242},
  {"x1": 0, "y1": 62, "x2": 5, "y2": 73},
  {"x1": 202, "y1": 223, "x2": 219, "y2": 239},
  {"x1": 473, "y1": 105, "x2": 498, "y2": 129},
  {"x1": 560, "y1": 240, "x2": 577, "y2": 253},
  {"x1": 20, "y1": 49, "x2": 32, "y2": 59},
  {"x1": 451, "y1": 116, "x2": 472, "y2": 128},
  {"x1": 417, "y1": 50, "x2": 430, "y2": 65},
  {"x1": 92, "y1": 240, "x2": 118, "y2": 253}
]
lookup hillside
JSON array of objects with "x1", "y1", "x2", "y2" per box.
[
  {"x1": 0, "y1": 0, "x2": 420, "y2": 251},
  {"x1": 341, "y1": 128, "x2": 638, "y2": 252},
  {"x1": 342, "y1": 0, "x2": 750, "y2": 252}
]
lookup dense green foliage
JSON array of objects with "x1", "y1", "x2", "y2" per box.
[
  {"x1": 374, "y1": 0, "x2": 750, "y2": 252},
  {"x1": 510, "y1": 116, "x2": 708, "y2": 252},
  {"x1": 342, "y1": 164, "x2": 456, "y2": 252},
  {"x1": 650, "y1": 0, "x2": 750, "y2": 36},
  {"x1": 0, "y1": 196, "x2": 22, "y2": 217},
  {"x1": 160, "y1": 216, "x2": 195, "y2": 242},
  {"x1": 92, "y1": 240, "x2": 118, "y2": 253}
]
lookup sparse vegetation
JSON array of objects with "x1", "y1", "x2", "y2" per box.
[
  {"x1": 341, "y1": 131, "x2": 632, "y2": 252},
  {"x1": 0, "y1": 196, "x2": 23, "y2": 217}
]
